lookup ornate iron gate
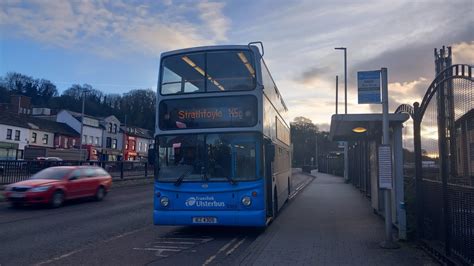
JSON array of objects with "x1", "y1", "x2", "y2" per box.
[{"x1": 396, "y1": 63, "x2": 473, "y2": 264}]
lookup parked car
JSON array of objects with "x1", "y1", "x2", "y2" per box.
[{"x1": 3, "y1": 166, "x2": 112, "y2": 208}]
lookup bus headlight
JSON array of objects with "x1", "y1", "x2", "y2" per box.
[
  {"x1": 241, "y1": 196, "x2": 251, "y2": 206},
  {"x1": 160, "y1": 196, "x2": 170, "y2": 207}
]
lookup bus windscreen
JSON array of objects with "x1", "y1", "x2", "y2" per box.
[
  {"x1": 159, "y1": 96, "x2": 258, "y2": 130},
  {"x1": 160, "y1": 50, "x2": 256, "y2": 94}
]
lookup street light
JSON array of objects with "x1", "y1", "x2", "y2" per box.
[
  {"x1": 335, "y1": 47, "x2": 349, "y2": 184},
  {"x1": 334, "y1": 47, "x2": 347, "y2": 114}
]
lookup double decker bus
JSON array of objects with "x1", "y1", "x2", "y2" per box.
[{"x1": 153, "y1": 42, "x2": 291, "y2": 227}]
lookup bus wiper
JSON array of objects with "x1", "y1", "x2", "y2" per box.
[
  {"x1": 174, "y1": 170, "x2": 191, "y2": 186},
  {"x1": 226, "y1": 176, "x2": 237, "y2": 185},
  {"x1": 201, "y1": 166, "x2": 209, "y2": 182}
]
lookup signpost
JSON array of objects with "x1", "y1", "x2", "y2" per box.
[
  {"x1": 357, "y1": 68, "x2": 398, "y2": 249},
  {"x1": 378, "y1": 145, "x2": 392, "y2": 189},
  {"x1": 357, "y1": 70, "x2": 381, "y2": 104}
]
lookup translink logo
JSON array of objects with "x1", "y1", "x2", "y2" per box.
[{"x1": 185, "y1": 196, "x2": 225, "y2": 207}]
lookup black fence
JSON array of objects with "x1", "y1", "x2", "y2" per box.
[
  {"x1": 318, "y1": 154, "x2": 344, "y2": 177},
  {"x1": 396, "y1": 63, "x2": 473, "y2": 265},
  {"x1": 0, "y1": 160, "x2": 154, "y2": 184}
]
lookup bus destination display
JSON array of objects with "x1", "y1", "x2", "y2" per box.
[{"x1": 159, "y1": 95, "x2": 257, "y2": 130}]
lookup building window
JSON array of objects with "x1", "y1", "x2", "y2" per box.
[
  {"x1": 106, "y1": 137, "x2": 112, "y2": 148},
  {"x1": 72, "y1": 139, "x2": 76, "y2": 146},
  {"x1": 112, "y1": 139, "x2": 117, "y2": 149},
  {"x1": 32, "y1": 132, "x2": 37, "y2": 143},
  {"x1": 6, "y1": 129, "x2": 12, "y2": 140},
  {"x1": 14, "y1": 130, "x2": 20, "y2": 141},
  {"x1": 42, "y1": 134, "x2": 48, "y2": 144},
  {"x1": 131, "y1": 141, "x2": 136, "y2": 151},
  {"x1": 95, "y1": 137, "x2": 100, "y2": 145},
  {"x1": 89, "y1": 136, "x2": 93, "y2": 144},
  {"x1": 114, "y1": 124, "x2": 118, "y2": 133},
  {"x1": 64, "y1": 137, "x2": 68, "y2": 148},
  {"x1": 108, "y1": 123, "x2": 112, "y2": 133},
  {"x1": 83, "y1": 135, "x2": 87, "y2": 143}
]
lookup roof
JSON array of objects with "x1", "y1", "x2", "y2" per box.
[
  {"x1": 61, "y1": 110, "x2": 101, "y2": 128},
  {"x1": 161, "y1": 45, "x2": 253, "y2": 59},
  {"x1": 329, "y1": 113, "x2": 410, "y2": 141},
  {"x1": 0, "y1": 112, "x2": 79, "y2": 136},
  {"x1": 123, "y1": 126, "x2": 153, "y2": 139}
]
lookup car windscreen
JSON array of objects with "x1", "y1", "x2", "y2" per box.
[
  {"x1": 157, "y1": 133, "x2": 260, "y2": 182},
  {"x1": 30, "y1": 168, "x2": 72, "y2": 180},
  {"x1": 160, "y1": 50, "x2": 256, "y2": 94}
]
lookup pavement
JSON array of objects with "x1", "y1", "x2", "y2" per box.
[{"x1": 236, "y1": 171, "x2": 438, "y2": 266}]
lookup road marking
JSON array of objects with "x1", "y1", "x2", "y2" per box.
[
  {"x1": 34, "y1": 248, "x2": 85, "y2": 266},
  {"x1": 133, "y1": 247, "x2": 181, "y2": 257},
  {"x1": 289, "y1": 176, "x2": 314, "y2": 200},
  {"x1": 34, "y1": 227, "x2": 148, "y2": 266},
  {"x1": 133, "y1": 235, "x2": 213, "y2": 258},
  {"x1": 202, "y1": 237, "x2": 238, "y2": 266},
  {"x1": 225, "y1": 237, "x2": 246, "y2": 256},
  {"x1": 153, "y1": 241, "x2": 197, "y2": 245}
]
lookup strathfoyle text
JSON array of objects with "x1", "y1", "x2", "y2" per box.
[{"x1": 178, "y1": 109, "x2": 223, "y2": 120}]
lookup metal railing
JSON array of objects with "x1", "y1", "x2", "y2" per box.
[{"x1": 0, "y1": 160, "x2": 154, "y2": 184}]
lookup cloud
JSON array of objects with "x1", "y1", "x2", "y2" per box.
[
  {"x1": 0, "y1": 0, "x2": 231, "y2": 57},
  {"x1": 230, "y1": 0, "x2": 473, "y2": 124},
  {"x1": 452, "y1": 41, "x2": 474, "y2": 64},
  {"x1": 197, "y1": 1, "x2": 230, "y2": 42},
  {"x1": 300, "y1": 66, "x2": 330, "y2": 85}
]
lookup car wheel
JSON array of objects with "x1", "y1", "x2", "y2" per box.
[
  {"x1": 51, "y1": 190, "x2": 64, "y2": 208},
  {"x1": 95, "y1": 186, "x2": 106, "y2": 201}
]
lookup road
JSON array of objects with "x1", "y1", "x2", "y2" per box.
[{"x1": 0, "y1": 170, "x2": 313, "y2": 266}]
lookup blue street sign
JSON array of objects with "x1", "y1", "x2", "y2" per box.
[{"x1": 358, "y1": 70, "x2": 381, "y2": 104}]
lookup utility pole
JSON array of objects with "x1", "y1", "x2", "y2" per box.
[
  {"x1": 122, "y1": 115, "x2": 127, "y2": 161},
  {"x1": 335, "y1": 75, "x2": 339, "y2": 114},
  {"x1": 79, "y1": 89, "x2": 86, "y2": 161}
]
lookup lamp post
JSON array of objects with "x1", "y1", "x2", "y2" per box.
[
  {"x1": 334, "y1": 47, "x2": 347, "y2": 114},
  {"x1": 335, "y1": 47, "x2": 349, "y2": 183}
]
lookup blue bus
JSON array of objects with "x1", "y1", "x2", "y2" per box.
[{"x1": 152, "y1": 42, "x2": 291, "y2": 227}]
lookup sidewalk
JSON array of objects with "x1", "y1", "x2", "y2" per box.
[{"x1": 237, "y1": 172, "x2": 437, "y2": 266}]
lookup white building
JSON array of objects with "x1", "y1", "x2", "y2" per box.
[{"x1": 56, "y1": 110, "x2": 103, "y2": 148}]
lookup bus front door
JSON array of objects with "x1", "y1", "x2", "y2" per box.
[{"x1": 264, "y1": 140, "x2": 275, "y2": 218}]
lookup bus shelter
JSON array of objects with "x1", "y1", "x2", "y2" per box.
[{"x1": 329, "y1": 113, "x2": 409, "y2": 239}]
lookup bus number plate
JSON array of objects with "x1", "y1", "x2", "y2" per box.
[{"x1": 192, "y1": 217, "x2": 217, "y2": 224}]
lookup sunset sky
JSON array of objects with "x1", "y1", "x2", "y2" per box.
[{"x1": 1, "y1": 0, "x2": 473, "y2": 130}]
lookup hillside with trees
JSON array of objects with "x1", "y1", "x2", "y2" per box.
[{"x1": 0, "y1": 72, "x2": 156, "y2": 130}]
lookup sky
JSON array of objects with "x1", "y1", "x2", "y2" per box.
[{"x1": 0, "y1": 0, "x2": 473, "y2": 130}]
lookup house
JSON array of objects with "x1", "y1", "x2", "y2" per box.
[
  {"x1": 99, "y1": 115, "x2": 123, "y2": 161},
  {"x1": 122, "y1": 126, "x2": 153, "y2": 161},
  {"x1": 0, "y1": 112, "x2": 79, "y2": 160},
  {"x1": 0, "y1": 113, "x2": 30, "y2": 159},
  {"x1": 55, "y1": 110, "x2": 103, "y2": 148}
]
